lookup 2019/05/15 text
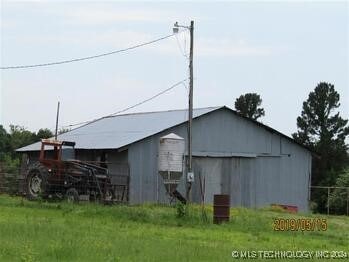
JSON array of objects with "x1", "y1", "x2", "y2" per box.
[{"x1": 273, "y1": 218, "x2": 327, "y2": 231}]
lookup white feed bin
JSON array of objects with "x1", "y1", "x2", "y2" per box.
[{"x1": 158, "y1": 133, "x2": 185, "y2": 194}]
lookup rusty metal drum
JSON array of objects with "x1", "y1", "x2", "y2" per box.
[{"x1": 213, "y1": 194, "x2": 230, "y2": 224}]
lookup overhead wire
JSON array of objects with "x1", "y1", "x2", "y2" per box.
[
  {"x1": 61, "y1": 78, "x2": 189, "y2": 129},
  {"x1": 0, "y1": 33, "x2": 180, "y2": 69},
  {"x1": 2, "y1": 29, "x2": 189, "y2": 132},
  {"x1": 175, "y1": 32, "x2": 189, "y2": 60},
  {"x1": 108, "y1": 80, "x2": 188, "y2": 117},
  {"x1": 173, "y1": 31, "x2": 190, "y2": 122}
]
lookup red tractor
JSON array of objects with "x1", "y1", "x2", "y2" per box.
[{"x1": 26, "y1": 139, "x2": 114, "y2": 202}]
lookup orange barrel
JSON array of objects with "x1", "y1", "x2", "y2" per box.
[{"x1": 213, "y1": 194, "x2": 230, "y2": 224}]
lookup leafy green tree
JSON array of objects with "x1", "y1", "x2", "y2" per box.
[
  {"x1": 234, "y1": 93, "x2": 265, "y2": 120},
  {"x1": 36, "y1": 128, "x2": 53, "y2": 140},
  {"x1": 293, "y1": 82, "x2": 349, "y2": 182},
  {"x1": 0, "y1": 125, "x2": 54, "y2": 181},
  {"x1": 292, "y1": 82, "x2": 349, "y2": 213},
  {"x1": 1, "y1": 154, "x2": 20, "y2": 173},
  {"x1": 0, "y1": 125, "x2": 10, "y2": 161},
  {"x1": 8, "y1": 125, "x2": 37, "y2": 155},
  {"x1": 329, "y1": 169, "x2": 349, "y2": 215}
]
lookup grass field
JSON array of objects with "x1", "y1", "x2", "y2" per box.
[{"x1": 0, "y1": 195, "x2": 348, "y2": 261}]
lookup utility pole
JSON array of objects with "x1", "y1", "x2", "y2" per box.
[
  {"x1": 173, "y1": 21, "x2": 194, "y2": 204},
  {"x1": 55, "y1": 101, "x2": 60, "y2": 140},
  {"x1": 187, "y1": 20, "x2": 194, "y2": 203}
]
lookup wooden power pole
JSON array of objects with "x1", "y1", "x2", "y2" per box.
[
  {"x1": 55, "y1": 101, "x2": 60, "y2": 140},
  {"x1": 173, "y1": 20, "x2": 195, "y2": 204},
  {"x1": 187, "y1": 20, "x2": 194, "y2": 203}
]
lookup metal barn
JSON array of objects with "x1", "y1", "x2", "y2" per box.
[{"x1": 17, "y1": 106, "x2": 312, "y2": 211}]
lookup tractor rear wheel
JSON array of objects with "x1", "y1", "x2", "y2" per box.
[
  {"x1": 65, "y1": 188, "x2": 79, "y2": 203},
  {"x1": 26, "y1": 163, "x2": 49, "y2": 200}
]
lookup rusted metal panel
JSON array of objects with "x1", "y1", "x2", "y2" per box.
[{"x1": 271, "y1": 204, "x2": 298, "y2": 213}]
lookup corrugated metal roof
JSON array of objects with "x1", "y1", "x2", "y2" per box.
[{"x1": 17, "y1": 107, "x2": 221, "y2": 152}]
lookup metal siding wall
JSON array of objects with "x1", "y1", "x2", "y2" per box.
[
  {"x1": 128, "y1": 125, "x2": 189, "y2": 204},
  {"x1": 229, "y1": 158, "x2": 242, "y2": 207},
  {"x1": 192, "y1": 110, "x2": 270, "y2": 154},
  {"x1": 254, "y1": 157, "x2": 282, "y2": 207},
  {"x1": 271, "y1": 134, "x2": 281, "y2": 155},
  {"x1": 128, "y1": 145, "x2": 141, "y2": 204},
  {"x1": 127, "y1": 109, "x2": 311, "y2": 210},
  {"x1": 128, "y1": 138, "x2": 158, "y2": 204},
  {"x1": 278, "y1": 138, "x2": 311, "y2": 211},
  {"x1": 191, "y1": 157, "x2": 222, "y2": 204},
  {"x1": 221, "y1": 159, "x2": 232, "y2": 198},
  {"x1": 239, "y1": 158, "x2": 255, "y2": 208}
]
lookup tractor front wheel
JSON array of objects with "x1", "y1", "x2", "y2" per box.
[
  {"x1": 65, "y1": 188, "x2": 79, "y2": 203},
  {"x1": 26, "y1": 163, "x2": 48, "y2": 200}
]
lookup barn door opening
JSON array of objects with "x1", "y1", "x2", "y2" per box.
[{"x1": 191, "y1": 157, "x2": 222, "y2": 204}]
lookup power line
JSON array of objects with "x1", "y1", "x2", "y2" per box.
[
  {"x1": 61, "y1": 78, "x2": 188, "y2": 129},
  {"x1": 0, "y1": 33, "x2": 177, "y2": 70},
  {"x1": 109, "y1": 80, "x2": 188, "y2": 117},
  {"x1": 175, "y1": 33, "x2": 189, "y2": 60}
]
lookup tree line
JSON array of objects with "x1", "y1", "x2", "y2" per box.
[{"x1": 0, "y1": 126, "x2": 55, "y2": 173}]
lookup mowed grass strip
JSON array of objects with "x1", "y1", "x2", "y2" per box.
[{"x1": 0, "y1": 195, "x2": 348, "y2": 261}]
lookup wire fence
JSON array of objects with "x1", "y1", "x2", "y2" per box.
[
  {"x1": 309, "y1": 186, "x2": 349, "y2": 216},
  {"x1": 0, "y1": 163, "x2": 129, "y2": 204},
  {"x1": 2, "y1": 165, "x2": 348, "y2": 215},
  {"x1": 0, "y1": 171, "x2": 22, "y2": 195}
]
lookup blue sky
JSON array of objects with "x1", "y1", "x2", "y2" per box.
[{"x1": 1, "y1": 1, "x2": 348, "y2": 137}]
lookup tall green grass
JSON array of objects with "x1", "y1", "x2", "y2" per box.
[{"x1": 0, "y1": 195, "x2": 348, "y2": 261}]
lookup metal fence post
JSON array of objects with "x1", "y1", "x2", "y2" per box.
[
  {"x1": 347, "y1": 189, "x2": 349, "y2": 216},
  {"x1": 327, "y1": 187, "x2": 330, "y2": 216}
]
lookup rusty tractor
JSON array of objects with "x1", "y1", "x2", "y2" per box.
[{"x1": 25, "y1": 139, "x2": 114, "y2": 203}]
